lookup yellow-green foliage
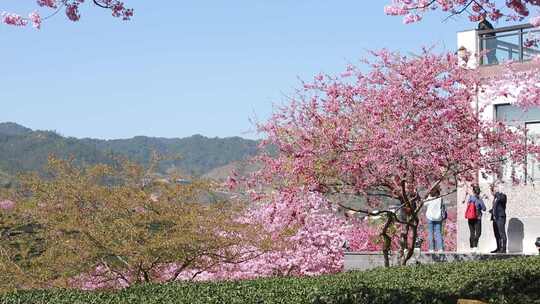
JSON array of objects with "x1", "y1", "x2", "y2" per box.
[{"x1": 0, "y1": 157, "x2": 266, "y2": 292}]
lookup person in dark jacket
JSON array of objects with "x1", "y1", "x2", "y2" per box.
[
  {"x1": 489, "y1": 184, "x2": 507, "y2": 253},
  {"x1": 478, "y1": 15, "x2": 498, "y2": 64}
]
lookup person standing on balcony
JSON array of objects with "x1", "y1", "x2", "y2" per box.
[
  {"x1": 489, "y1": 183, "x2": 507, "y2": 253},
  {"x1": 478, "y1": 15, "x2": 498, "y2": 65},
  {"x1": 464, "y1": 184, "x2": 487, "y2": 253},
  {"x1": 424, "y1": 186, "x2": 446, "y2": 253}
]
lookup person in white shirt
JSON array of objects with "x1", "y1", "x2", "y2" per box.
[{"x1": 424, "y1": 186, "x2": 445, "y2": 252}]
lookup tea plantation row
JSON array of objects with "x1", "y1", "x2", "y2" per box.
[{"x1": 2, "y1": 256, "x2": 539, "y2": 304}]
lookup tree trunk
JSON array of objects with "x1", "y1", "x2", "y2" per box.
[
  {"x1": 380, "y1": 214, "x2": 394, "y2": 267},
  {"x1": 398, "y1": 212, "x2": 420, "y2": 266},
  {"x1": 402, "y1": 217, "x2": 419, "y2": 265},
  {"x1": 398, "y1": 221, "x2": 409, "y2": 264}
]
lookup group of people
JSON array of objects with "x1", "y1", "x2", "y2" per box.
[
  {"x1": 423, "y1": 183, "x2": 507, "y2": 254},
  {"x1": 463, "y1": 183, "x2": 508, "y2": 253}
]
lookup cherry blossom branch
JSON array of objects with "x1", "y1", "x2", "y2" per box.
[
  {"x1": 42, "y1": 3, "x2": 65, "y2": 21},
  {"x1": 410, "y1": 0, "x2": 437, "y2": 10},
  {"x1": 93, "y1": 0, "x2": 110, "y2": 9},
  {"x1": 1, "y1": 0, "x2": 133, "y2": 29},
  {"x1": 442, "y1": 0, "x2": 476, "y2": 22}
]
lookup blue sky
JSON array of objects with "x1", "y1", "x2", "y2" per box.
[{"x1": 0, "y1": 1, "x2": 492, "y2": 139}]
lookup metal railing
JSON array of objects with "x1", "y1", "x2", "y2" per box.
[{"x1": 478, "y1": 23, "x2": 540, "y2": 66}]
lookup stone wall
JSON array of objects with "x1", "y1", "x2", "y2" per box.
[{"x1": 344, "y1": 252, "x2": 535, "y2": 271}]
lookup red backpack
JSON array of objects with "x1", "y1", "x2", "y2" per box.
[{"x1": 465, "y1": 199, "x2": 477, "y2": 219}]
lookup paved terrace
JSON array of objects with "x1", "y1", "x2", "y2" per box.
[{"x1": 344, "y1": 251, "x2": 538, "y2": 271}]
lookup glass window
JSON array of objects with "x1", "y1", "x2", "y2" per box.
[
  {"x1": 495, "y1": 105, "x2": 540, "y2": 181},
  {"x1": 522, "y1": 28, "x2": 540, "y2": 61},
  {"x1": 526, "y1": 122, "x2": 540, "y2": 181},
  {"x1": 495, "y1": 104, "x2": 540, "y2": 126}
]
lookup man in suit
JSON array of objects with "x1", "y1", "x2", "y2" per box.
[{"x1": 489, "y1": 183, "x2": 507, "y2": 253}]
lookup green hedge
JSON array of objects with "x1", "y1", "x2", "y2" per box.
[{"x1": 2, "y1": 256, "x2": 540, "y2": 304}]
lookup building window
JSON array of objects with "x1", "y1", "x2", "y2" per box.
[
  {"x1": 495, "y1": 104, "x2": 540, "y2": 126},
  {"x1": 526, "y1": 122, "x2": 540, "y2": 181},
  {"x1": 495, "y1": 104, "x2": 540, "y2": 182}
]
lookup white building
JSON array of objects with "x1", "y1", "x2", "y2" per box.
[{"x1": 457, "y1": 24, "x2": 540, "y2": 254}]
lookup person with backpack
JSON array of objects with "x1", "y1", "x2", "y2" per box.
[
  {"x1": 464, "y1": 184, "x2": 487, "y2": 253},
  {"x1": 424, "y1": 186, "x2": 447, "y2": 252},
  {"x1": 489, "y1": 183, "x2": 507, "y2": 253}
]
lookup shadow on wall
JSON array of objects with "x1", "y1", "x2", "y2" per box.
[{"x1": 507, "y1": 218, "x2": 524, "y2": 253}]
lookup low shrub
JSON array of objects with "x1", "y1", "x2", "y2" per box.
[{"x1": 1, "y1": 256, "x2": 539, "y2": 304}]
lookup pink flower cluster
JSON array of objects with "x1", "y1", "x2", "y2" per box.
[
  {"x1": 1, "y1": 12, "x2": 28, "y2": 27},
  {"x1": 345, "y1": 219, "x2": 390, "y2": 252},
  {"x1": 194, "y1": 190, "x2": 350, "y2": 280},
  {"x1": 0, "y1": 199, "x2": 15, "y2": 210},
  {"x1": 29, "y1": 11, "x2": 42, "y2": 29},
  {"x1": 66, "y1": 1, "x2": 84, "y2": 22},
  {"x1": 97, "y1": 0, "x2": 133, "y2": 20},
  {"x1": 403, "y1": 13, "x2": 422, "y2": 24},
  {"x1": 37, "y1": 0, "x2": 58, "y2": 9},
  {"x1": 506, "y1": 0, "x2": 529, "y2": 17},
  {"x1": 487, "y1": 55, "x2": 540, "y2": 109},
  {"x1": 1, "y1": 10, "x2": 42, "y2": 28}
]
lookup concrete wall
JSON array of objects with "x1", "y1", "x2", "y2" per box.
[
  {"x1": 457, "y1": 29, "x2": 479, "y2": 68},
  {"x1": 344, "y1": 252, "x2": 396, "y2": 271}
]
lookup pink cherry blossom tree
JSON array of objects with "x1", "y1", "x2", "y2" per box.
[
  {"x1": 384, "y1": 0, "x2": 540, "y2": 26},
  {"x1": 251, "y1": 50, "x2": 540, "y2": 266},
  {"x1": 1, "y1": 0, "x2": 132, "y2": 29},
  {"x1": 185, "y1": 189, "x2": 350, "y2": 281}
]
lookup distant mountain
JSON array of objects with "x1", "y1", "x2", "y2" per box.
[
  {"x1": 0, "y1": 122, "x2": 261, "y2": 182},
  {"x1": 84, "y1": 134, "x2": 260, "y2": 176},
  {"x1": 0, "y1": 122, "x2": 32, "y2": 136}
]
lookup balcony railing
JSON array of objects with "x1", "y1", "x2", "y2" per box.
[{"x1": 478, "y1": 23, "x2": 540, "y2": 66}]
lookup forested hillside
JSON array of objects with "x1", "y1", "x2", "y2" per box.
[
  {"x1": 0, "y1": 122, "x2": 260, "y2": 183},
  {"x1": 85, "y1": 134, "x2": 259, "y2": 175}
]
